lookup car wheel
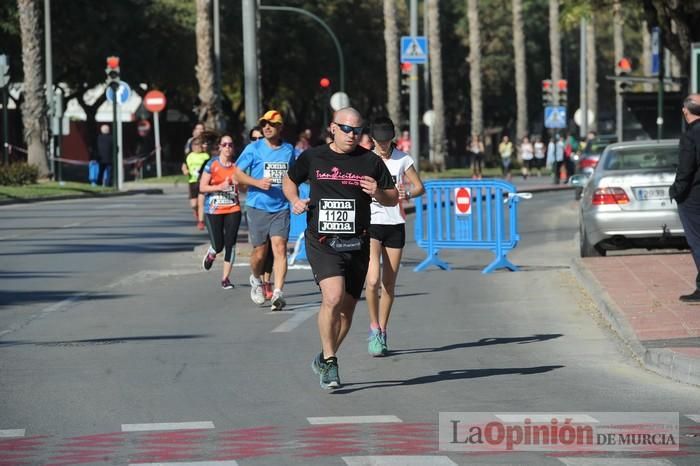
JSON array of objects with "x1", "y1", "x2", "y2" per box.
[{"x1": 580, "y1": 225, "x2": 605, "y2": 257}]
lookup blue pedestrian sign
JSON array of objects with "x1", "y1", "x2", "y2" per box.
[
  {"x1": 105, "y1": 81, "x2": 131, "y2": 105},
  {"x1": 544, "y1": 106, "x2": 567, "y2": 129},
  {"x1": 401, "y1": 36, "x2": 428, "y2": 64}
]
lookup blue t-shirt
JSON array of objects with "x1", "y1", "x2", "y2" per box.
[{"x1": 236, "y1": 138, "x2": 295, "y2": 212}]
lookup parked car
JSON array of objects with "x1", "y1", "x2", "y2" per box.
[
  {"x1": 573, "y1": 138, "x2": 613, "y2": 200},
  {"x1": 572, "y1": 139, "x2": 687, "y2": 257}
]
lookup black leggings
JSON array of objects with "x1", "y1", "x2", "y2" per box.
[{"x1": 205, "y1": 212, "x2": 242, "y2": 262}]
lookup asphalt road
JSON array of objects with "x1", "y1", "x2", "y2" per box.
[{"x1": 1, "y1": 189, "x2": 700, "y2": 465}]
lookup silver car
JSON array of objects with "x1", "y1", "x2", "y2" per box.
[{"x1": 573, "y1": 139, "x2": 687, "y2": 257}]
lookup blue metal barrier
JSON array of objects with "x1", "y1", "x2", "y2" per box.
[
  {"x1": 413, "y1": 179, "x2": 524, "y2": 274},
  {"x1": 288, "y1": 183, "x2": 310, "y2": 264}
]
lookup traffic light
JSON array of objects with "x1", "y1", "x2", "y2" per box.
[
  {"x1": 557, "y1": 79, "x2": 568, "y2": 107},
  {"x1": 541, "y1": 79, "x2": 553, "y2": 107},
  {"x1": 319, "y1": 76, "x2": 330, "y2": 89},
  {"x1": 617, "y1": 57, "x2": 632, "y2": 92},
  {"x1": 401, "y1": 63, "x2": 412, "y2": 95},
  {"x1": 105, "y1": 56, "x2": 120, "y2": 90}
]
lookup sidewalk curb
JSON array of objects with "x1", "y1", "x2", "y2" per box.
[
  {"x1": 570, "y1": 257, "x2": 700, "y2": 387},
  {"x1": 0, "y1": 188, "x2": 163, "y2": 206}
]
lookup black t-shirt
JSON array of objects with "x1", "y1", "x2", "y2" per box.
[{"x1": 287, "y1": 144, "x2": 395, "y2": 237}]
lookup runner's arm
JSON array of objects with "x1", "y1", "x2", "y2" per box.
[
  {"x1": 283, "y1": 175, "x2": 309, "y2": 214},
  {"x1": 233, "y1": 169, "x2": 271, "y2": 190}
]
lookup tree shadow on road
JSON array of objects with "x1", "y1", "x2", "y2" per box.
[
  {"x1": 331, "y1": 365, "x2": 565, "y2": 394},
  {"x1": 388, "y1": 334, "x2": 563, "y2": 355},
  {"x1": 0, "y1": 334, "x2": 210, "y2": 347}
]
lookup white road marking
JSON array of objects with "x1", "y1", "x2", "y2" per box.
[
  {"x1": 271, "y1": 307, "x2": 319, "y2": 333},
  {"x1": 343, "y1": 457, "x2": 457, "y2": 466},
  {"x1": 121, "y1": 421, "x2": 215, "y2": 432},
  {"x1": 60, "y1": 222, "x2": 83, "y2": 228},
  {"x1": 0, "y1": 429, "x2": 26, "y2": 438},
  {"x1": 130, "y1": 462, "x2": 238, "y2": 466},
  {"x1": 686, "y1": 414, "x2": 700, "y2": 423},
  {"x1": 307, "y1": 415, "x2": 403, "y2": 425},
  {"x1": 495, "y1": 414, "x2": 599, "y2": 423},
  {"x1": 558, "y1": 459, "x2": 674, "y2": 466}
]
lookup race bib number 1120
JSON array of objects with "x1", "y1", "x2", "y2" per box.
[{"x1": 318, "y1": 198, "x2": 356, "y2": 234}]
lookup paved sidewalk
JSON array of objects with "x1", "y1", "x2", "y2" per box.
[{"x1": 572, "y1": 253, "x2": 700, "y2": 386}]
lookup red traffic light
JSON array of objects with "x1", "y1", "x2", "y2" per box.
[
  {"x1": 401, "y1": 63, "x2": 412, "y2": 73},
  {"x1": 557, "y1": 79, "x2": 568, "y2": 91},
  {"x1": 106, "y1": 56, "x2": 120, "y2": 69},
  {"x1": 542, "y1": 79, "x2": 552, "y2": 90},
  {"x1": 319, "y1": 77, "x2": 330, "y2": 88},
  {"x1": 617, "y1": 57, "x2": 632, "y2": 73}
]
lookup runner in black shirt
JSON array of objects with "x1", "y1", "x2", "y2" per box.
[{"x1": 284, "y1": 107, "x2": 398, "y2": 389}]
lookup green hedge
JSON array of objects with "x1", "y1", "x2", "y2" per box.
[{"x1": 0, "y1": 163, "x2": 40, "y2": 186}]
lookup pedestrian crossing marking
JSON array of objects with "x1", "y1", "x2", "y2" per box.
[
  {"x1": 404, "y1": 39, "x2": 425, "y2": 58},
  {"x1": 0, "y1": 429, "x2": 25, "y2": 438},
  {"x1": 121, "y1": 421, "x2": 215, "y2": 432},
  {"x1": 558, "y1": 459, "x2": 675, "y2": 465}
]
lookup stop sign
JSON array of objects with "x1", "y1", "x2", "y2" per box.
[
  {"x1": 143, "y1": 90, "x2": 166, "y2": 113},
  {"x1": 455, "y1": 187, "x2": 471, "y2": 215}
]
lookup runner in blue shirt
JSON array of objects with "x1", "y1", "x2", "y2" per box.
[{"x1": 236, "y1": 110, "x2": 295, "y2": 310}]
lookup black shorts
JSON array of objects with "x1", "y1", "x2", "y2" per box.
[
  {"x1": 368, "y1": 223, "x2": 406, "y2": 248},
  {"x1": 305, "y1": 233, "x2": 369, "y2": 300},
  {"x1": 188, "y1": 182, "x2": 200, "y2": 199}
]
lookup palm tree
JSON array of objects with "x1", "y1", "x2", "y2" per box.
[
  {"x1": 195, "y1": 0, "x2": 223, "y2": 130},
  {"x1": 467, "y1": 0, "x2": 483, "y2": 137},
  {"x1": 549, "y1": 0, "x2": 561, "y2": 106},
  {"x1": 512, "y1": 0, "x2": 528, "y2": 142},
  {"x1": 383, "y1": 0, "x2": 400, "y2": 131},
  {"x1": 17, "y1": 0, "x2": 48, "y2": 176},
  {"x1": 427, "y1": 0, "x2": 446, "y2": 171},
  {"x1": 586, "y1": 16, "x2": 597, "y2": 132}
]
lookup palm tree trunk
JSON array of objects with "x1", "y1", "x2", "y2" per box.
[
  {"x1": 586, "y1": 16, "x2": 597, "y2": 132},
  {"x1": 195, "y1": 0, "x2": 223, "y2": 130},
  {"x1": 549, "y1": 0, "x2": 561, "y2": 106},
  {"x1": 383, "y1": 0, "x2": 400, "y2": 131},
  {"x1": 512, "y1": 0, "x2": 528, "y2": 142},
  {"x1": 17, "y1": 0, "x2": 49, "y2": 176},
  {"x1": 467, "y1": 0, "x2": 483, "y2": 137},
  {"x1": 427, "y1": 0, "x2": 446, "y2": 171}
]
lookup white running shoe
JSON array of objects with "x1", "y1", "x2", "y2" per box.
[
  {"x1": 271, "y1": 289, "x2": 286, "y2": 311},
  {"x1": 249, "y1": 274, "x2": 265, "y2": 305}
]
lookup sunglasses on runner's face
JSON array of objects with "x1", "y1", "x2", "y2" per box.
[
  {"x1": 260, "y1": 120, "x2": 281, "y2": 128},
  {"x1": 334, "y1": 122, "x2": 364, "y2": 136},
  {"x1": 220, "y1": 142, "x2": 234, "y2": 148}
]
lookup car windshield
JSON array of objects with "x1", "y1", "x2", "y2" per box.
[{"x1": 602, "y1": 146, "x2": 678, "y2": 171}]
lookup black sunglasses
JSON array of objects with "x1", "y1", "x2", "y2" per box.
[
  {"x1": 260, "y1": 120, "x2": 281, "y2": 128},
  {"x1": 250, "y1": 136, "x2": 262, "y2": 141},
  {"x1": 334, "y1": 122, "x2": 364, "y2": 136},
  {"x1": 220, "y1": 142, "x2": 234, "y2": 148}
]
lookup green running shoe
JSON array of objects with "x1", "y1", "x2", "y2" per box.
[
  {"x1": 319, "y1": 357, "x2": 340, "y2": 389},
  {"x1": 311, "y1": 352, "x2": 325, "y2": 375}
]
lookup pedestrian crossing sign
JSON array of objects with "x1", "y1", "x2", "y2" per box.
[
  {"x1": 544, "y1": 106, "x2": 567, "y2": 129},
  {"x1": 401, "y1": 36, "x2": 428, "y2": 64}
]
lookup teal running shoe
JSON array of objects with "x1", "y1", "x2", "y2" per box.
[
  {"x1": 368, "y1": 328, "x2": 384, "y2": 357},
  {"x1": 380, "y1": 331, "x2": 388, "y2": 355},
  {"x1": 311, "y1": 352, "x2": 325, "y2": 375}
]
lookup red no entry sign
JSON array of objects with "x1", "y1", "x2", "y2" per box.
[
  {"x1": 455, "y1": 187, "x2": 471, "y2": 215},
  {"x1": 143, "y1": 90, "x2": 166, "y2": 113}
]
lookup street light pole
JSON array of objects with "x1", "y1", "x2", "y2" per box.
[
  {"x1": 213, "y1": 0, "x2": 221, "y2": 114},
  {"x1": 44, "y1": 0, "x2": 54, "y2": 171},
  {"x1": 242, "y1": 0, "x2": 260, "y2": 132},
  {"x1": 409, "y1": 0, "x2": 420, "y2": 165}
]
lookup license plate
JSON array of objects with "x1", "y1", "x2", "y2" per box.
[{"x1": 635, "y1": 186, "x2": 668, "y2": 200}]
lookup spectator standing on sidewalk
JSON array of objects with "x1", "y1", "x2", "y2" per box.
[
  {"x1": 546, "y1": 134, "x2": 565, "y2": 184},
  {"x1": 468, "y1": 133, "x2": 484, "y2": 179},
  {"x1": 283, "y1": 107, "x2": 398, "y2": 389},
  {"x1": 236, "y1": 110, "x2": 293, "y2": 311},
  {"x1": 519, "y1": 136, "x2": 534, "y2": 180},
  {"x1": 533, "y1": 135, "x2": 546, "y2": 177},
  {"x1": 498, "y1": 135, "x2": 513, "y2": 180},
  {"x1": 96, "y1": 124, "x2": 113, "y2": 186},
  {"x1": 670, "y1": 94, "x2": 700, "y2": 302}
]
